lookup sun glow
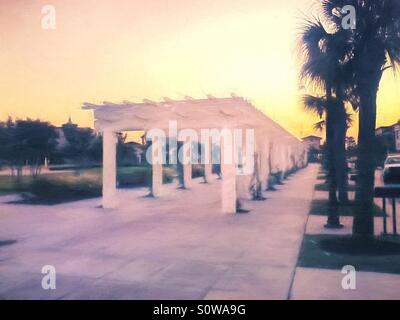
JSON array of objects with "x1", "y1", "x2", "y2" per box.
[{"x1": 0, "y1": 0, "x2": 398, "y2": 138}]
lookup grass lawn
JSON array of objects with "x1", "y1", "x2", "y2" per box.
[
  {"x1": 0, "y1": 166, "x2": 176, "y2": 204},
  {"x1": 298, "y1": 234, "x2": 400, "y2": 275},
  {"x1": 0, "y1": 175, "x2": 34, "y2": 195},
  {"x1": 310, "y1": 199, "x2": 385, "y2": 217}
]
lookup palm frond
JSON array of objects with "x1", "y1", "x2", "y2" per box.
[
  {"x1": 321, "y1": 0, "x2": 358, "y2": 28},
  {"x1": 302, "y1": 94, "x2": 327, "y2": 118},
  {"x1": 298, "y1": 17, "x2": 330, "y2": 90},
  {"x1": 345, "y1": 109, "x2": 353, "y2": 129},
  {"x1": 313, "y1": 120, "x2": 326, "y2": 132}
]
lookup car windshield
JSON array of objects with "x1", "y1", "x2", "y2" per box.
[{"x1": 386, "y1": 157, "x2": 400, "y2": 164}]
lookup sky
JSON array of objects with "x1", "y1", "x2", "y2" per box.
[{"x1": 0, "y1": 0, "x2": 399, "y2": 140}]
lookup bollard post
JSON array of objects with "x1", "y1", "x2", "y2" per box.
[
  {"x1": 383, "y1": 198, "x2": 387, "y2": 235},
  {"x1": 392, "y1": 198, "x2": 397, "y2": 235}
]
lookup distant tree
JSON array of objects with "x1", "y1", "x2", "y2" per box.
[
  {"x1": 0, "y1": 118, "x2": 14, "y2": 172},
  {"x1": 87, "y1": 135, "x2": 103, "y2": 162},
  {"x1": 61, "y1": 125, "x2": 97, "y2": 163},
  {"x1": 0, "y1": 119, "x2": 58, "y2": 176},
  {"x1": 16, "y1": 119, "x2": 58, "y2": 175},
  {"x1": 116, "y1": 132, "x2": 128, "y2": 164},
  {"x1": 116, "y1": 132, "x2": 139, "y2": 166},
  {"x1": 0, "y1": 118, "x2": 139, "y2": 172}
]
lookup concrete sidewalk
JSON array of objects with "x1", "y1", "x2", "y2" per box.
[
  {"x1": 0, "y1": 165, "x2": 318, "y2": 300},
  {"x1": 291, "y1": 267, "x2": 400, "y2": 300}
]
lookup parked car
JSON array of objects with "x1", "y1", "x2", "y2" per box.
[{"x1": 383, "y1": 154, "x2": 400, "y2": 185}]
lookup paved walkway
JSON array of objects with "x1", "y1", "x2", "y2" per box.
[
  {"x1": 0, "y1": 165, "x2": 318, "y2": 300},
  {"x1": 291, "y1": 267, "x2": 400, "y2": 300}
]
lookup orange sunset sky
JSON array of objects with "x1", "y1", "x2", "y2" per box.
[{"x1": 0, "y1": 0, "x2": 399, "y2": 140}]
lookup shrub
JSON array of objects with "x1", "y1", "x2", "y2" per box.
[
  {"x1": 117, "y1": 167, "x2": 149, "y2": 187},
  {"x1": 267, "y1": 174, "x2": 278, "y2": 190},
  {"x1": 163, "y1": 166, "x2": 175, "y2": 184},
  {"x1": 30, "y1": 176, "x2": 101, "y2": 203},
  {"x1": 192, "y1": 164, "x2": 204, "y2": 179}
]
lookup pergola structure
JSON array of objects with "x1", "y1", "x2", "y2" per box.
[{"x1": 83, "y1": 96, "x2": 307, "y2": 213}]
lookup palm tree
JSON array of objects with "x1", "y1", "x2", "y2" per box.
[
  {"x1": 299, "y1": 18, "x2": 353, "y2": 227},
  {"x1": 303, "y1": 95, "x2": 353, "y2": 202},
  {"x1": 321, "y1": 0, "x2": 400, "y2": 238}
]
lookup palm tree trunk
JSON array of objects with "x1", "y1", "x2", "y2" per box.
[
  {"x1": 353, "y1": 89, "x2": 377, "y2": 238},
  {"x1": 325, "y1": 85, "x2": 341, "y2": 228},
  {"x1": 336, "y1": 104, "x2": 349, "y2": 203}
]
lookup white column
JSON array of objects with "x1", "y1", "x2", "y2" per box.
[
  {"x1": 203, "y1": 140, "x2": 213, "y2": 183},
  {"x1": 151, "y1": 137, "x2": 163, "y2": 197},
  {"x1": 182, "y1": 139, "x2": 192, "y2": 189},
  {"x1": 220, "y1": 138, "x2": 236, "y2": 214},
  {"x1": 183, "y1": 165, "x2": 192, "y2": 188},
  {"x1": 152, "y1": 164, "x2": 162, "y2": 196},
  {"x1": 204, "y1": 163, "x2": 212, "y2": 183},
  {"x1": 102, "y1": 129, "x2": 117, "y2": 209}
]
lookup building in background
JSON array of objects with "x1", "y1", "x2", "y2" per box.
[
  {"x1": 302, "y1": 135, "x2": 322, "y2": 150},
  {"x1": 302, "y1": 135, "x2": 322, "y2": 163}
]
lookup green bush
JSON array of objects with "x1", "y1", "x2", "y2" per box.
[
  {"x1": 163, "y1": 166, "x2": 175, "y2": 184},
  {"x1": 267, "y1": 174, "x2": 278, "y2": 189},
  {"x1": 192, "y1": 164, "x2": 204, "y2": 179},
  {"x1": 117, "y1": 167, "x2": 149, "y2": 187},
  {"x1": 30, "y1": 176, "x2": 101, "y2": 203}
]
